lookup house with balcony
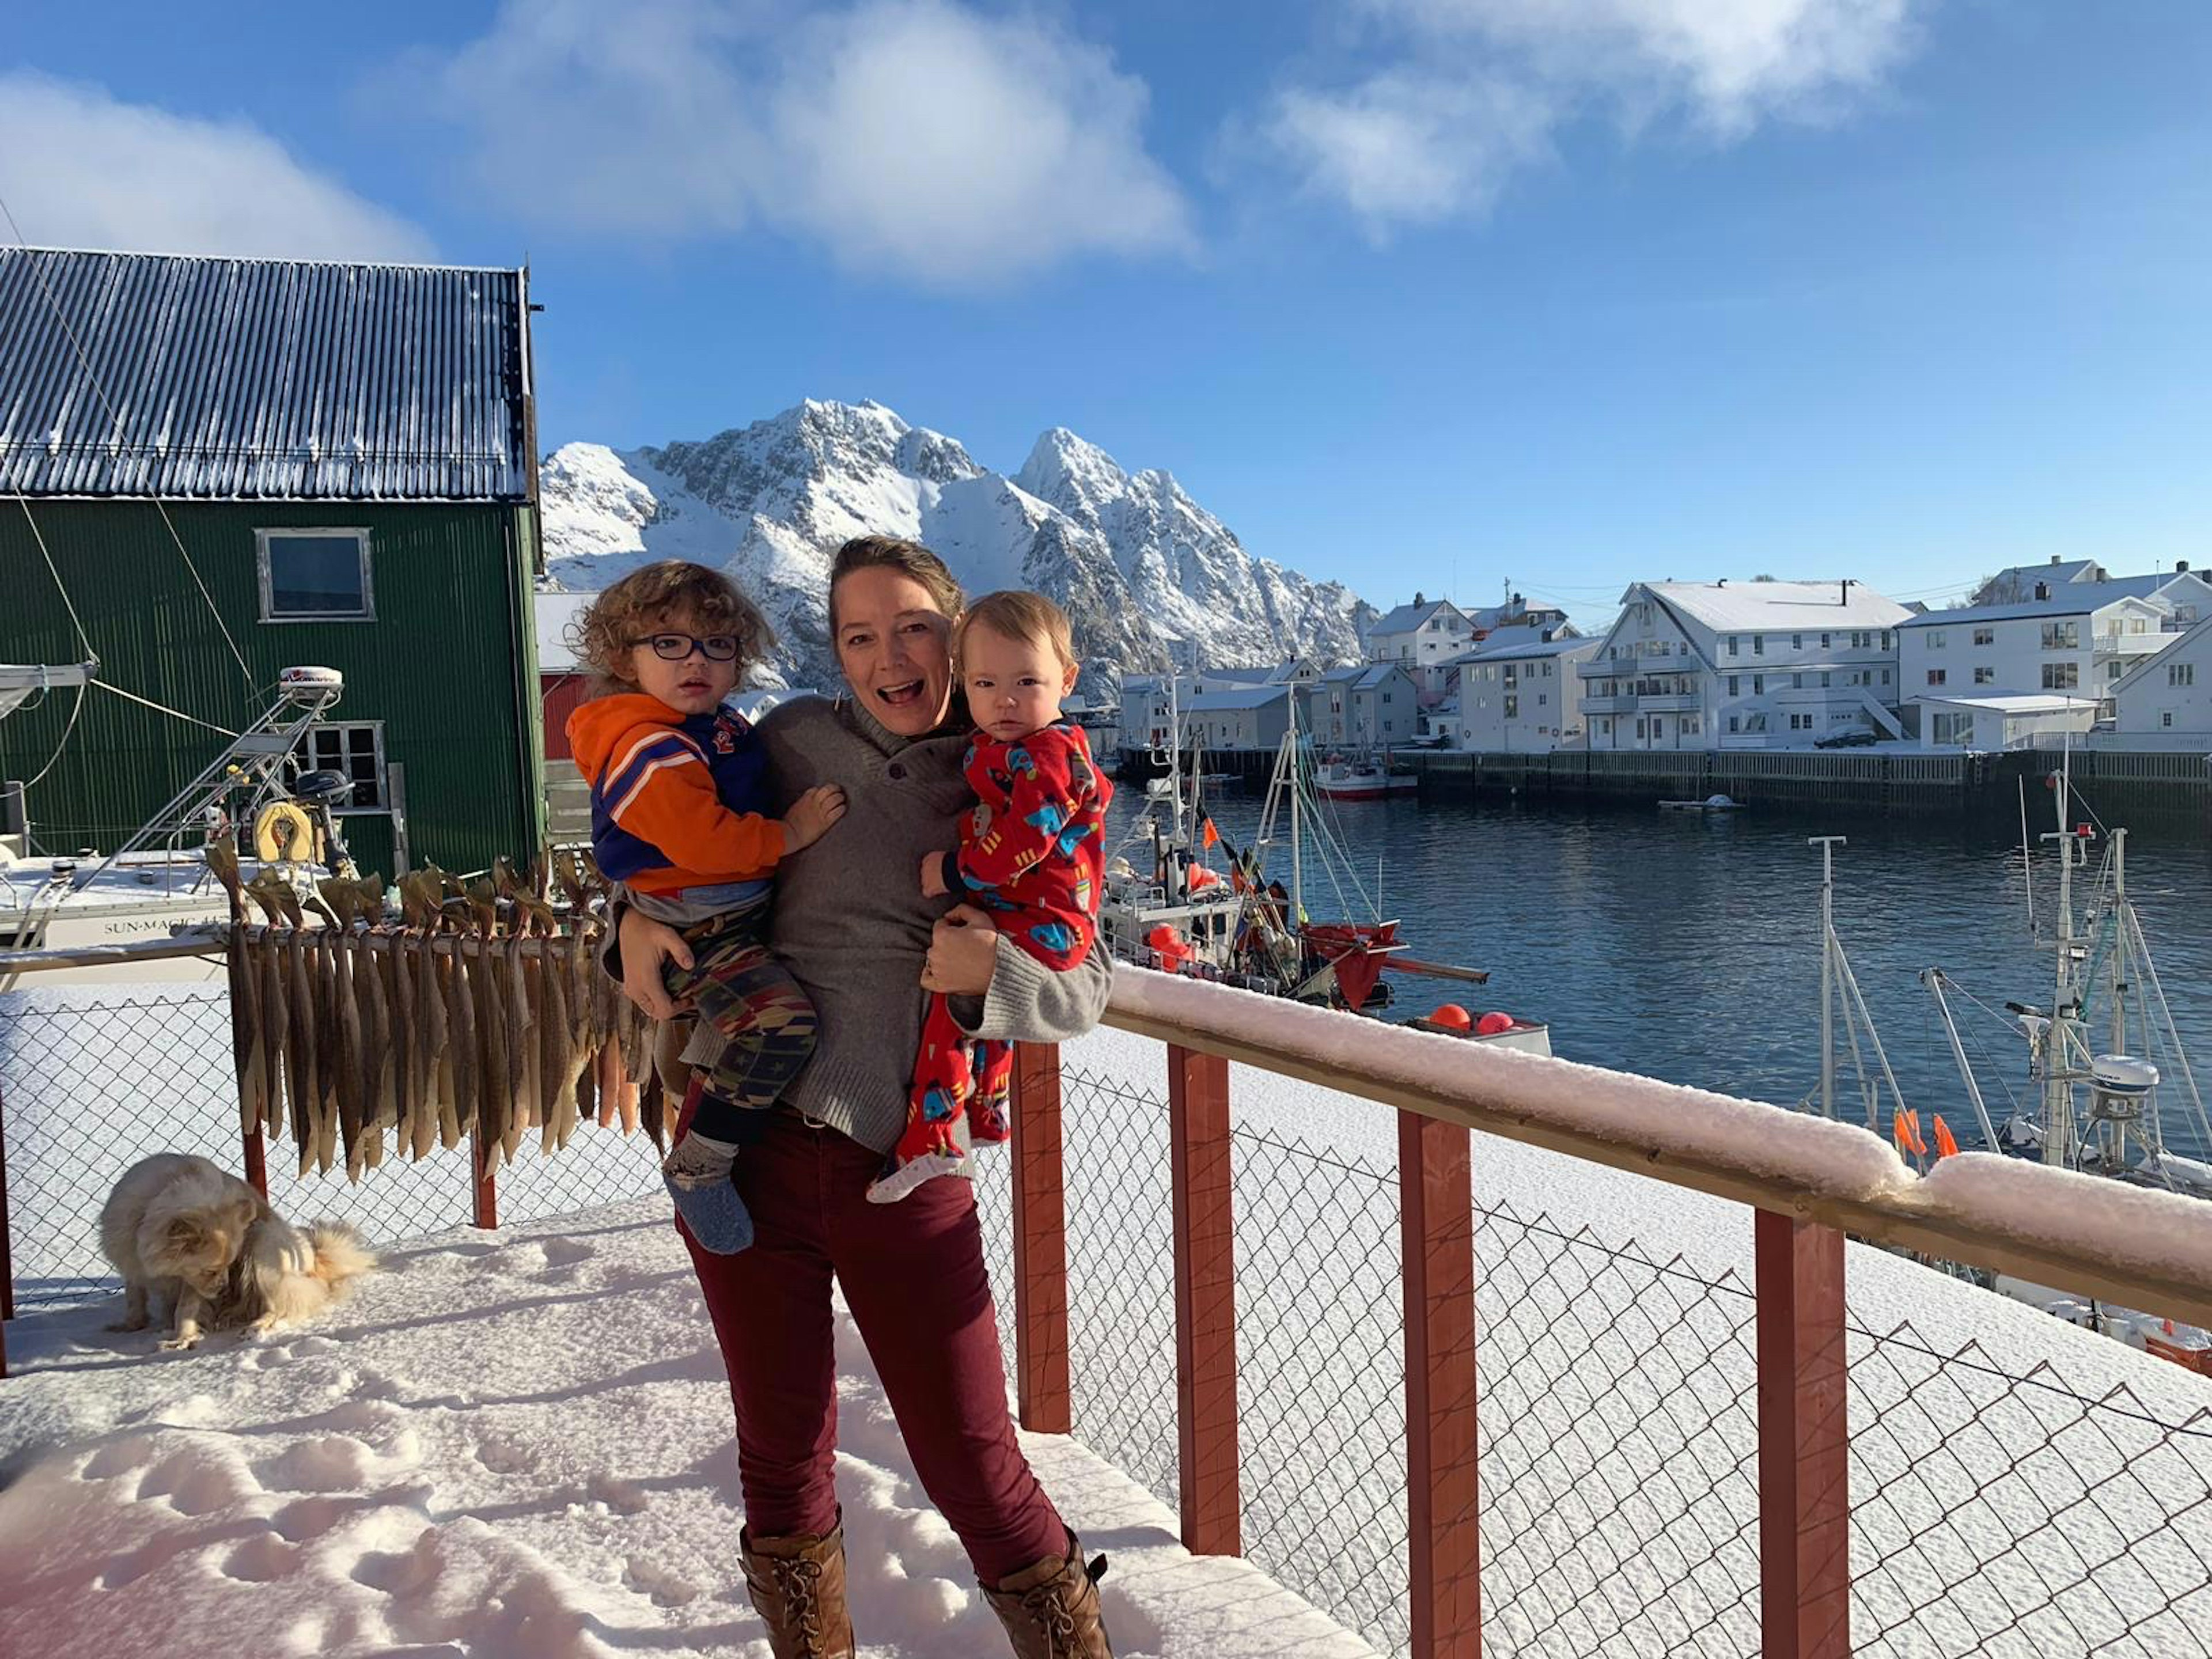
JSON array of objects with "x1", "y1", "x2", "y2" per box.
[
  {"x1": 1897, "y1": 570, "x2": 2212, "y2": 734},
  {"x1": 2111, "y1": 614, "x2": 2212, "y2": 737},
  {"x1": 1455, "y1": 634, "x2": 1600, "y2": 752},
  {"x1": 1579, "y1": 579, "x2": 1912, "y2": 751}
]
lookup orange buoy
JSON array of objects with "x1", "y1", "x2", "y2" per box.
[
  {"x1": 1475, "y1": 1011, "x2": 1514, "y2": 1036},
  {"x1": 1430, "y1": 1004, "x2": 1472, "y2": 1030}
]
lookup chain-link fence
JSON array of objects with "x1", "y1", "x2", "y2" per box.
[
  {"x1": 1, "y1": 989, "x2": 666, "y2": 1310},
  {"x1": 968, "y1": 1058, "x2": 2212, "y2": 1659}
]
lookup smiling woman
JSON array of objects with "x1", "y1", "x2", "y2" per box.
[{"x1": 611, "y1": 534, "x2": 1119, "y2": 1653}]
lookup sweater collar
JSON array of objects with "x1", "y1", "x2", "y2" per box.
[{"x1": 838, "y1": 690, "x2": 969, "y2": 756}]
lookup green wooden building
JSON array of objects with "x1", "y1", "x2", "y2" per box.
[{"x1": 0, "y1": 248, "x2": 545, "y2": 879}]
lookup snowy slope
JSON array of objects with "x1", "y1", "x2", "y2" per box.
[{"x1": 540, "y1": 401, "x2": 1377, "y2": 700}]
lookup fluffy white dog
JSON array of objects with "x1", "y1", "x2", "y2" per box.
[{"x1": 99, "y1": 1153, "x2": 375, "y2": 1349}]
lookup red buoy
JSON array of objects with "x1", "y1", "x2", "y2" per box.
[
  {"x1": 1430, "y1": 1004, "x2": 1472, "y2": 1030},
  {"x1": 1475, "y1": 1011, "x2": 1514, "y2": 1036}
]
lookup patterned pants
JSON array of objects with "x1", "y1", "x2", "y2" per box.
[{"x1": 665, "y1": 908, "x2": 816, "y2": 1145}]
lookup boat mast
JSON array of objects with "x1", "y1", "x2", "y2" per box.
[
  {"x1": 2109, "y1": 827, "x2": 2128, "y2": 1062},
  {"x1": 1811, "y1": 835, "x2": 1845, "y2": 1120},
  {"x1": 1288, "y1": 681, "x2": 1305, "y2": 926},
  {"x1": 2041, "y1": 750, "x2": 2078, "y2": 1169}
]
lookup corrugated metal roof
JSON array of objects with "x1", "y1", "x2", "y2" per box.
[{"x1": 0, "y1": 247, "x2": 531, "y2": 501}]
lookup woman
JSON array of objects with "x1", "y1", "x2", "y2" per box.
[{"x1": 614, "y1": 535, "x2": 1116, "y2": 1659}]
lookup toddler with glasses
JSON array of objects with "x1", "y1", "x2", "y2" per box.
[{"x1": 567, "y1": 561, "x2": 846, "y2": 1253}]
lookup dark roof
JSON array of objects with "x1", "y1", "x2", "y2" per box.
[{"x1": 0, "y1": 247, "x2": 532, "y2": 501}]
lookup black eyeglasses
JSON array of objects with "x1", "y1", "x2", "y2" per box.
[{"x1": 636, "y1": 632, "x2": 740, "y2": 662}]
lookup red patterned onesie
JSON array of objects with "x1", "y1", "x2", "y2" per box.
[{"x1": 867, "y1": 721, "x2": 1111, "y2": 1203}]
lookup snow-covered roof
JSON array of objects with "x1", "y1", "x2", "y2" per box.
[
  {"x1": 1317, "y1": 663, "x2": 1407, "y2": 688},
  {"x1": 1203, "y1": 666, "x2": 1278, "y2": 686},
  {"x1": 1914, "y1": 692, "x2": 2102, "y2": 714},
  {"x1": 1467, "y1": 600, "x2": 1567, "y2": 631},
  {"x1": 1456, "y1": 634, "x2": 1600, "y2": 665},
  {"x1": 1185, "y1": 686, "x2": 1289, "y2": 712},
  {"x1": 1971, "y1": 559, "x2": 2106, "y2": 604},
  {"x1": 1633, "y1": 580, "x2": 1912, "y2": 634},
  {"x1": 1369, "y1": 599, "x2": 1465, "y2": 637},
  {"x1": 1899, "y1": 578, "x2": 2188, "y2": 629}
]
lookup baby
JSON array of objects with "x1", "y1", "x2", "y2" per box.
[{"x1": 870, "y1": 590, "x2": 1111, "y2": 1202}]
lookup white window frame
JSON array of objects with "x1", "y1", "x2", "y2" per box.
[
  {"x1": 257, "y1": 527, "x2": 374, "y2": 623},
  {"x1": 293, "y1": 720, "x2": 388, "y2": 814}
]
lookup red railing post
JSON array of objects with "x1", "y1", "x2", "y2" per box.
[
  {"x1": 1402, "y1": 1109, "x2": 1481, "y2": 1658},
  {"x1": 1168, "y1": 1041, "x2": 1240, "y2": 1556},
  {"x1": 471, "y1": 1120, "x2": 498, "y2": 1230},
  {"x1": 1755, "y1": 1209, "x2": 1851, "y2": 1659},
  {"x1": 1010, "y1": 1041, "x2": 1071, "y2": 1434},
  {"x1": 241, "y1": 1120, "x2": 268, "y2": 1200}
]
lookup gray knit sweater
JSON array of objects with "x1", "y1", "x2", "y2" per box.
[{"x1": 668, "y1": 694, "x2": 1112, "y2": 1155}]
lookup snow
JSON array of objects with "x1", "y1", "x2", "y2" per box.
[
  {"x1": 0, "y1": 1196, "x2": 1376, "y2": 1659},
  {"x1": 1922, "y1": 1152, "x2": 2212, "y2": 1289},
  {"x1": 1640, "y1": 579, "x2": 1913, "y2": 634},
  {"x1": 1109, "y1": 968, "x2": 1914, "y2": 1201}
]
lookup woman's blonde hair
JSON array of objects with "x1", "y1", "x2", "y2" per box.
[
  {"x1": 955, "y1": 589, "x2": 1077, "y2": 672},
  {"x1": 569, "y1": 560, "x2": 774, "y2": 691},
  {"x1": 827, "y1": 536, "x2": 965, "y2": 634}
]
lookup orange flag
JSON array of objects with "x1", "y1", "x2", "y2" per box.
[
  {"x1": 1892, "y1": 1112, "x2": 1912, "y2": 1157},
  {"x1": 1932, "y1": 1115, "x2": 1960, "y2": 1160},
  {"x1": 1904, "y1": 1109, "x2": 1929, "y2": 1157},
  {"x1": 1201, "y1": 817, "x2": 1220, "y2": 847}
]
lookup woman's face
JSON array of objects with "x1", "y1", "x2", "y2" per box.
[{"x1": 832, "y1": 565, "x2": 956, "y2": 736}]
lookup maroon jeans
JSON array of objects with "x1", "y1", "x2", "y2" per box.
[{"x1": 677, "y1": 1104, "x2": 1068, "y2": 1585}]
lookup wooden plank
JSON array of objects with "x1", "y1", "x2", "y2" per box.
[
  {"x1": 1168, "y1": 1042, "x2": 1240, "y2": 1556},
  {"x1": 1010, "y1": 1042, "x2": 1071, "y2": 1435},
  {"x1": 1756, "y1": 1211, "x2": 1851, "y2": 1659},
  {"x1": 1402, "y1": 1110, "x2": 1481, "y2": 1658},
  {"x1": 1104, "y1": 1004, "x2": 2212, "y2": 1331}
]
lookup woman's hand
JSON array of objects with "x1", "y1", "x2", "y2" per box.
[
  {"x1": 921, "y1": 903, "x2": 999, "y2": 995},
  {"x1": 618, "y1": 908, "x2": 694, "y2": 1020}
]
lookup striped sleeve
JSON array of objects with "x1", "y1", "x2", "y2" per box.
[{"x1": 600, "y1": 730, "x2": 786, "y2": 880}]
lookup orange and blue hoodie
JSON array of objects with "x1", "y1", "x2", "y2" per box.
[{"x1": 566, "y1": 695, "x2": 783, "y2": 901}]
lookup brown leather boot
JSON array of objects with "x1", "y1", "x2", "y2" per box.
[
  {"x1": 983, "y1": 1531, "x2": 1113, "y2": 1657},
  {"x1": 740, "y1": 1518, "x2": 855, "y2": 1659}
]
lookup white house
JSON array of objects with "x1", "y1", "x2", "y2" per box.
[
  {"x1": 1118, "y1": 658, "x2": 1330, "y2": 753},
  {"x1": 2112, "y1": 615, "x2": 2212, "y2": 736},
  {"x1": 1180, "y1": 685, "x2": 1293, "y2": 752},
  {"x1": 1301, "y1": 663, "x2": 1418, "y2": 750},
  {"x1": 1367, "y1": 596, "x2": 1475, "y2": 672},
  {"x1": 1915, "y1": 692, "x2": 2100, "y2": 751},
  {"x1": 1456, "y1": 634, "x2": 1601, "y2": 752},
  {"x1": 1897, "y1": 572, "x2": 2212, "y2": 724},
  {"x1": 1465, "y1": 593, "x2": 1573, "y2": 640},
  {"x1": 1578, "y1": 579, "x2": 1913, "y2": 751},
  {"x1": 1969, "y1": 556, "x2": 2112, "y2": 607}
]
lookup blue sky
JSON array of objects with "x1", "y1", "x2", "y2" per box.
[{"x1": 3, "y1": 2, "x2": 2208, "y2": 622}]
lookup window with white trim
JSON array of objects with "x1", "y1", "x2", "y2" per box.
[
  {"x1": 258, "y1": 528, "x2": 373, "y2": 621},
  {"x1": 293, "y1": 722, "x2": 387, "y2": 811},
  {"x1": 2172, "y1": 662, "x2": 2196, "y2": 687},
  {"x1": 2042, "y1": 662, "x2": 2078, "y2": 690}
]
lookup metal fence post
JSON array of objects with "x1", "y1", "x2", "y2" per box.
[
  {"x1": 1755, "y1": 1209, "x2": 1851, "y2": 1659},
  {"x1": 0, "y1": 1064, "x2": 13, "y2": 1379},
  {"x1": 1010, "y1": 1041, "x2": 1071, "y2": 1434},
  {"x1": 1402, "y1": 1108, "x2": 1481, "y2": 1658},
  {"x1": 1168, "y1": 1041, "x2": 1239, "y2": 1556}
]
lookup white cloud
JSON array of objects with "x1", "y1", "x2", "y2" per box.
[
  {"x1": 399, "y1": 0, "x2": 1192, "y2": 290},
  {"x1": 1259, "y1": 0, "x2": 1923, "y2": 230},
  {"x1": 0, "y1": 73, "x2": 432, "y2": 262}
]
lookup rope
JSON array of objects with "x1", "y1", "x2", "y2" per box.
[
  {"x1": 89, "y1": 679, "x2": 240, "y2": 737},
  {"x1": 0, "y1": 196, "x2": 257, "y2": 708},
  {"x1": 13, "y1": 495, "x2": 94, "y2": 662},
  {"x1": 13, "y1": 682, "x2": 86, "y2": 791}
]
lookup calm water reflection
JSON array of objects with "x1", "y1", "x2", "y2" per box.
[{"x1": 1104, "y1": 786, "x2": 2212, "y2": 1158}]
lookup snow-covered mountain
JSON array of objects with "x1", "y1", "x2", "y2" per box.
[{"x1": 539, "y1": 400, "x2": 1376, "y2": 700}]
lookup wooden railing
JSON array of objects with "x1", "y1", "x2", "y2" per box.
[{"x1": 997, "y1": 980, "x2": 2212, "y2": 1659}]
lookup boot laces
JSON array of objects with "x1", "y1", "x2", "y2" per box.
[
  {"x1": 1020, "y1": 1583, "x2": 1081, "y2": 1654},
  {"x1": 770, "y1": 1555, "x2": 824, "y2": 1645}
]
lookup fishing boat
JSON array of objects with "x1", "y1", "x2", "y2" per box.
[
  {"x1": 1, "y1": 665, "x2": 357, "y2": 988},
  {"x1": 1804, "y1": 763, "x2": 2212, "y2": 1372},
  {"x1": 1658, "y1": 793, "x2": 1742, "y2": 813},
  {"x1": 1099, "y1": 678, "x2": 1549, "y2": 1054},
  {"x1": 1313, "y1": 755, "x2": 1418, "y2": 801}
]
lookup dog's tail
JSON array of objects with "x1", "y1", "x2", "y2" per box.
[{"x1": 305, "y1": 1221, "x2": 378, "y2": 1289}]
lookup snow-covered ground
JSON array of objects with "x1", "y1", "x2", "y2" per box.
[
  {"x1": 5, "y1": 997, "x2": 2211, "y2": 1657},
  {"x1": 0, "y1": 1194, "x2": 1374, "y2": 1659}
]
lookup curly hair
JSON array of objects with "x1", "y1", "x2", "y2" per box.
[{"x1": 568, "y1": 561, "x2": 774, "y2": 691}]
